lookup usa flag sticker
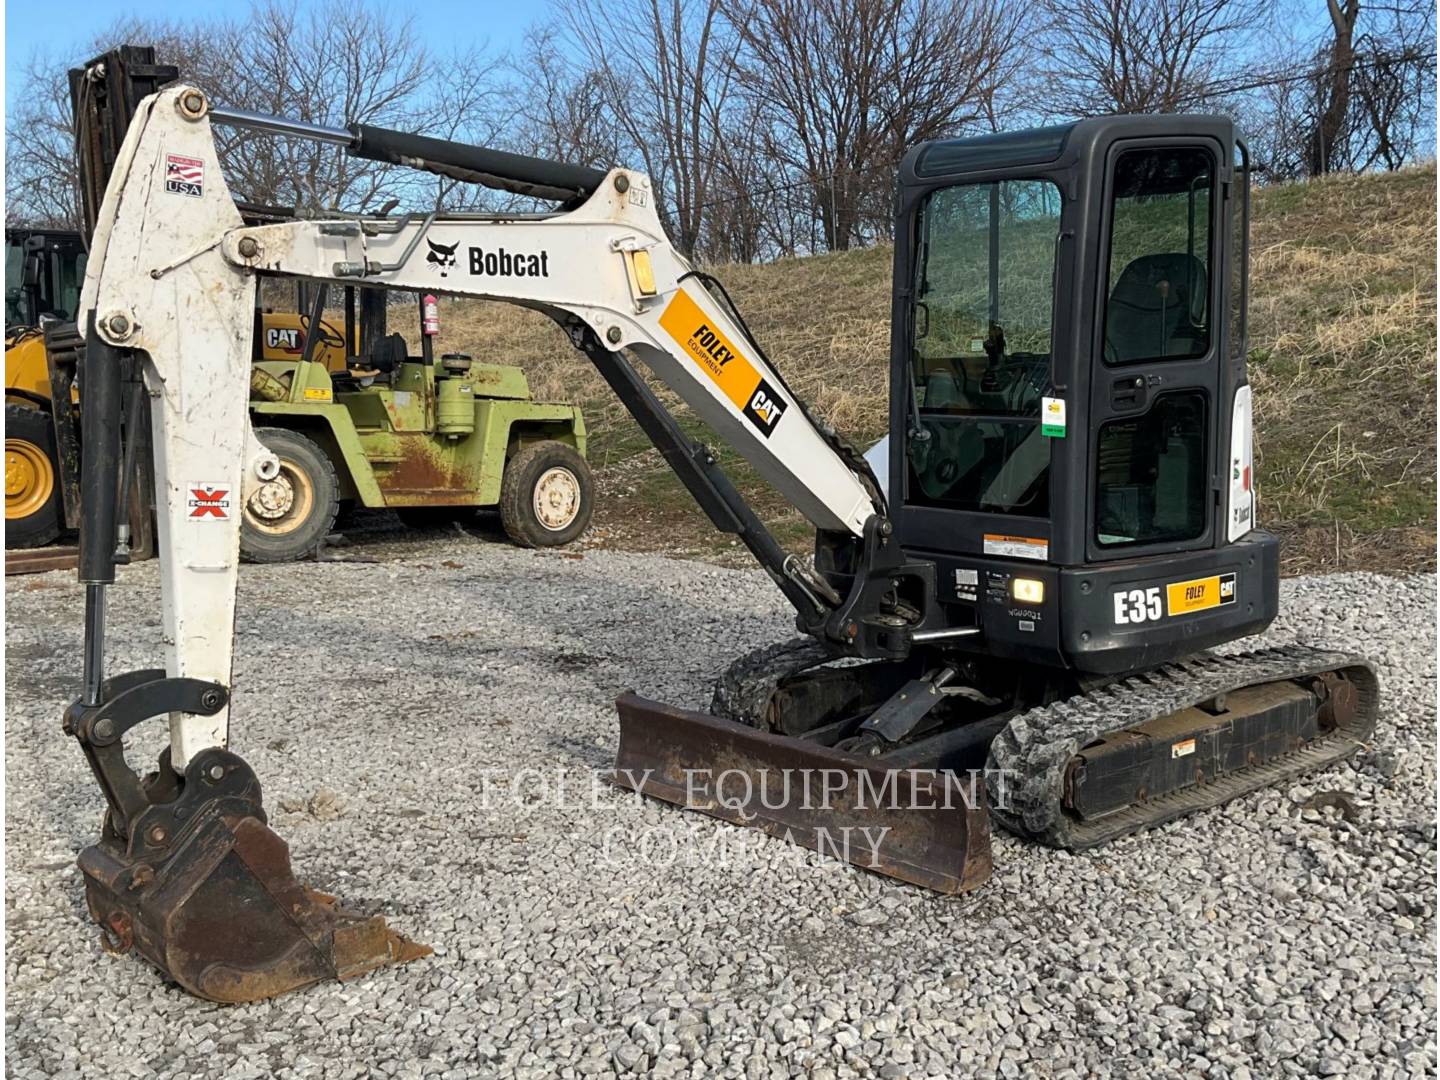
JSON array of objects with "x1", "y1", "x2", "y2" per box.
[
  {"x1": 165, "y1": 152, "x2": 204, "y2": 198},
  {"x1": 187, "y1": 483, "x2": 231, "y2": 520}
]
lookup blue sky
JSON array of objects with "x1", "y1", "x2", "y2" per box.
[{"x1": 4, "y1": 0, "x2": 544, "y2": 106}]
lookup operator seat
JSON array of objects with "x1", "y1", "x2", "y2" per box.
[{"x1": 1105, "y1": 253, "x2": 1207, "y2": 363}]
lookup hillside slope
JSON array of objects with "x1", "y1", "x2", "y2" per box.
[{"x1": 437, "y1": 163, "x2": 1436, "y2": 573}]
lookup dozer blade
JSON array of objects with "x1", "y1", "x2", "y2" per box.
[
  {"x1": 612, "y1": 694, "x2": 992, "y2": 894},
  {"x1": 80, "y1": 801, "x2": 430, "y2": 1004}
]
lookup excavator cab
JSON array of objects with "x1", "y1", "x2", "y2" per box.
[{"x1": 887, "y1": 116, "x2": 1274, "y2": 675}]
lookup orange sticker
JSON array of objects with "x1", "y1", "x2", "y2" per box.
[{"x1": 658, "y1": 290, "x2": 787, "y2": 437}]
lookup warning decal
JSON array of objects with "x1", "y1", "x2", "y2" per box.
[
  {"x1": 187, "y1": 483, "x2": 231, "y2": 520},
  {"x1": 982, "y1": 534, "x2": 1049, "y2": 561},
  {"x1": 658, "y1": 290, "x2": 787, "y2": 438},
  {"x1": 166, "y1": 153, "x2": 204, "y2": 198}
]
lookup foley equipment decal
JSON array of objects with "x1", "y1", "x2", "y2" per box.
[
  {"x1": 1166, "y1": 572, "x2": 1238, "y2": 616},
  {"x1": 659, "y1": 290, "x2": 787, "y2": 437}
]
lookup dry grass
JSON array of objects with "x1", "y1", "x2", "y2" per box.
[
  {"x1": 1244, "y1": 164, "x2": 1436, "y2": 572},
  {"x1": 421, "y1": 164, "x2": 1436, "y2": 573}
]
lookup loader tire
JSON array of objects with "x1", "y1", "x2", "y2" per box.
[
  {"x1": 499, "y1": 441, "x2": 593, "y2": 548},
  {"x1": 240, "y1": 427, "x2": 339, "y2": 563},
  {"x1": 5, "y1": 403, "x2": 62, "y2": 549}
]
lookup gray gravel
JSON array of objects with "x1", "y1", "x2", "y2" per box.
[{"x1": 5, "y1": 535, "x2": 1436, "y2": 1080}]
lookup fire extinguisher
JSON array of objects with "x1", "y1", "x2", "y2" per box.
[{"x1": 422, "y1": 294, "x2": 440, "y2": 336}]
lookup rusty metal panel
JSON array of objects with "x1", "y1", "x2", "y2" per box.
[{"x1": 613, "y1": 694, "x2": 992, "y2": 895}]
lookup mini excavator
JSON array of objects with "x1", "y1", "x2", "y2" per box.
[{"x1": 63, "y1": 49, "x2": 1377, "y2": 1002}]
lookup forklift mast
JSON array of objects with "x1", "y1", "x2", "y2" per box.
[{"x1": 70, "y1": 46, "x2": 180, "y2": 239}]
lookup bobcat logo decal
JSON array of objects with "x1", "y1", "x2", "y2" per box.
[{"x1": 426, "y1": 238, "x2": 459, "y2": 277}]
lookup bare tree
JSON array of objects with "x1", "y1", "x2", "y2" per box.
[
  {"x1": 568, "y1": 0, "x2": 732, "y2": 257},
  {"x1": 1238, "y1": 1, "x2": 1434, "y2": 178},
  {"x1": 1028, "y1": 0, "x2": 1266, "y2": 117},
  {"x1": 6, "y1": 18, "x2": 229, "y2": 228},
  {"x1": 1307, "y1": 0, "x2": 1361, "y2": 173},
  {"x1": 724, "y1": 0, "x2": 1024, "y2": 252},
  {"x1": 508, "y1": 26, "x2": 622, "y2": 172},
  {"x1": 1334, "y1": 1, "x2": 1434, "y2": 171},
  {"x1": 4, "y1": 1, "x2": 508, "y2": 226},
  {"x1": 215, "y1": 0, "x2": 432, "y2": 211},
  {"x1": 7, "y1": 51, "x2": 92, "y2": 228},
  {"x1": 696, "y1": 95, "x2": 773, "y2": 262},
  {"x1": 416, "y1": 46, "x2": 520, "y2": 212}
]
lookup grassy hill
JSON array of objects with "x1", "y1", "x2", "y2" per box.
[{"x1": 433, "y1": 163, "x2": 1436, "y2": 574}]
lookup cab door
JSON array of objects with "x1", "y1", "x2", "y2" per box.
[{"x1": 1086, "y1": 134, "x2": 1235, "y2": 561}]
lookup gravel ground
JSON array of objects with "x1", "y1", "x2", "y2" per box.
[{"x1": 5, "y1": 534, "x2": 1436, "y2": 1080}]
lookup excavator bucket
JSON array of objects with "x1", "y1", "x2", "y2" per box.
[
  {"x1": 612, "y1": 694, "x2": 992, "y2": 894},
  {"x1": 66, "y1": 673, "x2": 429, "y2": 1004},
  {"x1": 79, "y1": 810, "x2": 430, "y2": 1004}
]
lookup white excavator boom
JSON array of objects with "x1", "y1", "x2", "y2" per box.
[
  {"x1": 67, "y1": 80, "x2": 890, "y2": 1004},
  {"x1": 79, "y1": 84, "x2": 878, "y2": 766}
]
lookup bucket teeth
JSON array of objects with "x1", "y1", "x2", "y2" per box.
[
  {"x1": 80, "y1": 804, "x2": 429, "y2": 1005},
  {"x1": 67, "y1": 673, "x2": 428, "y2": 1003}
]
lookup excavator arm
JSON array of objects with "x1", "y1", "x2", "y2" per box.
[
  {"x1": 82, "y1": 84, "x2": 918, "y2": 645},
  {"x1": 67, "y1": 82, "x2": 954, "y2": 1002}
]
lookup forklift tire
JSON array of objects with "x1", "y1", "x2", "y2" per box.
[
  {"x1": 5, "y1": 403, "x2": 63, "y2": 549},
  {"x1": 500, "y1": 441, "x2": 593, "y2": 548},
  {"x1": 240, "y1": 428, "x2": 340, "y2": 563}
]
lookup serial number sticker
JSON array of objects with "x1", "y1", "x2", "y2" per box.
[
  {"x1": 1172, "y1": 738, "x2": 1197, "y2": 759},
  {"x1": 1166, "y1": 572, "x2": 1238, "y2": 616},
  {"x1": 982, "y1": 534, "x2": 1048, "y2": 561}
]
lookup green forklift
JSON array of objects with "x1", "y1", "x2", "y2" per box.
[{"x1": 242, "y1": 283, "x2": 593, "y2": 561}]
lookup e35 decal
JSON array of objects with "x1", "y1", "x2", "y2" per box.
[
  {"x1": 1114, "y1": 572, "x2": 1239, "y2": 625},
  {"x1": 1113, "y1": 587, "x2": 1163, "y2": 625}
]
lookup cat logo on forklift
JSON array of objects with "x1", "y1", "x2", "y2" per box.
[
  {"x1": 265, "y1": 327, "x2": 302, "y2": 352},
  {"x1": 1114, "y1": 572, "x2": 1238, "y2": 624}
]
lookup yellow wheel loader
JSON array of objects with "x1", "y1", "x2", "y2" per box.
[{"x1": 60, "y1": 49, "x2": 1377, "y2": 1004}]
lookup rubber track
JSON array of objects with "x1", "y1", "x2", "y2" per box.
[
  {"x1": 985, "y1": 645, "x2": 1380, "y2": 850},
  {"x1": 710, "y1": 637, "x2": 836, "y2": 727}
]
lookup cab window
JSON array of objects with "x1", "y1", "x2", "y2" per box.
[
  {"x1": 1103, "y1": 148, "x2": 1213, "y2": 365},
  {"x1": 907, "y1": 178, "x2": 1061, "y2": 517},
  {"x1": 1095, "y1": 390, "x2": 1207, "y2": 546}
]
